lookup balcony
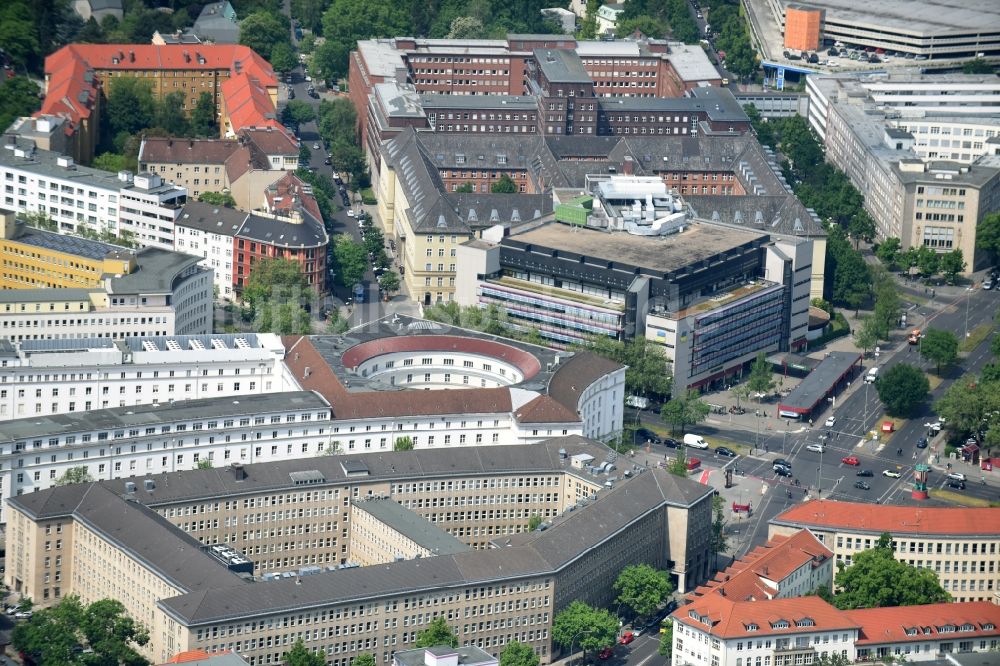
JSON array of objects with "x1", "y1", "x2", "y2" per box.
[{"x1": 663, "y1": 280, "x2": 779, "y2": 320}]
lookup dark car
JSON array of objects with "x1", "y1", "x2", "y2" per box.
[
  {"x1": 916, "y1": 437, "x2": 928, "y2": 449},
  {"x1": 773, "y1": 465, "x2": 792, "y2": 477},
  {"x1": 635, "y1": 428, "x2": 661, "y2": 445},
  {"x1": 663, "y1": 438, "x2": 679, "y2": 449},
  {"x1": 288, "y1": 89, "x2": 295, "y2": 99},
  {"x1": 715, "y1": 446, "x2": 737, "y2": 458},
  {"x1": 854, "y1": 480, "x2": 871, "y2": 490},
  {"x1": 948, "y1": 479, "x2": 966, "y2": 490},
  {"x1": 324, "y1": 157, "x2": 332, "y2": 165},
  {"x1": 857, "y1": 469, "x2": 874, "y2": 477},
  {"x1": 773, "y1": 458, "x2": 792, "y2": 469}
]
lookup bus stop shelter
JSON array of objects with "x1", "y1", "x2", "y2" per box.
[{"x1": 777, "y1": 351, "x2": 862, "y2": 420}]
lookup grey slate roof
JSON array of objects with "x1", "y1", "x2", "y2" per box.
[
  {"x1": 0, "y1": 288, "x2": 94, "y2": 304},
  {"x1": 106, "y1": 247, "x2": 204, "y2": 295},
  {"x1": 352, "y1": 497, "x2": 471, "y2": 556},
  {"x1": 237, "y1": 211, "x2": 328, "y2": 249},
  {"x1": 547, "y1": 352, "x2": 624, "y2": 412},
  {"x1": 0, "y1": 391, "x2": 328, "y2": 446},
  {"x1": 13, "y1": 224, "x2": 132, "y2": 261},
  {"x1": 176, "y1": 201, "x2": 248, "y2": 237},
  {"x1": 534, "y1": 49, "x2": 591, "y2": 84}
]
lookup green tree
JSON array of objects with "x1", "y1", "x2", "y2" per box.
[
  {"x1": 916, "y1": 244, "x2": 939, "y2": 277},
  {"x1": 847, "y1": 210, "x2": 876, "y2": 249},
  {"x1": 711, "y1": 493, "x2": 729, "y2": 565},
  {"x1": 832, "y1": 533, "x2": 949, "y2": 609},
  {"x1": 310, "y1": 38, "x2": 352, "y2": 83},
  {"x1": 105, "y1": 77, "x2": 156, "y2": 139},
  {"x1": 872, "y1": 279, "x2": 901, "y2": 341},
  {"x1": 352, "y1": 654, "x2": 377, "y2": 666},
  {"x1": 195, "y1": 458, "x2": 213, "y2": 469},
  {"x1": 393, "y1": 436, "x2": 414, "y2": 451},
  {"x1": 198, "y1": 191, "x2": 238, "y2": 207},
  {"x1": 491, "y1": 174, "x2": 517, "y2": 193},
  {"x1": 55, "y1": 466, "x2": 94, "y2": 486},
  {"x1": 91, "y1": 152, "x2": 128, "y2": 173},
  {"x1": 242, "y1": 258, "x2": 312, "y2": 334},
  {"x1": 23, "y1": 211, "x2": 57, "y2": 231},
  {"x1": 447, "y1": 16, "x2": 487, "y2": 39},
  {"x1": 962, "y1": 58, "x2": 993, "y2": 74},
  {"x1": 660, "y1": 389, "x2": 710, "y2": 434},
  {"x1": 282, "y1": 99, "x2": 318, "y2": 130},
  {"x1": 875, "y1": 237, "x2": 902, "y2": 269},
  {"x1": 875, "y1": 364, "x2": 929, "y2": 417},
  {"x1": 239, "y1": 10, "x2": 290, "y2": 60},
  {"x1": 813, "y1": 655, "x2": 851, "y2": 666},
  {"x1": 614, "y1": 564, "x2": 673, "y2": 619},
  {"x1": 379, "y1": 270, "x2": 400, "y2": 296},
  {"x1": 154, "y1": 91, "x2": 191, "y2": 136},
  {"x1": 415, "y1": 616, "x2": 458, "y2": 648},
  {"x1": 853, "y1": 316, "x2": 879, "y2": 356},
  {"x1": 976, "y1": 211, "x2": 1000, "y2": 262},
  {"x1": 993, "y1": 332, "x2": 1000, "y2": 359},
  {"x1": 667, "y1": 445, "x2": 688, "y2": 477},
  {"x1": 13, "y1": 595, "x2": 150, "y2": 666},
  {"x1": 552, "y1": 601, "x2": 619, "y2": 656},
  {"x1": 528, "y1": 514, "x2": 543, "y2": 531},
  {"x1": 658, "y1": 619, "x2": 673, "y2": 657},
  {"x1": 0, "y1": 76, "x2": 41, "y2": 138},
  {"x1": 934, "y1": 375, "x2": 1000, "y2": 437},
  {"x1": 500, "y1": 641, "x2": 540, "y2": 666},
  {"x1": 616, "y1": 15, "x2": 670, "y2": 39},
  {"x1": 270, "y1": 41, "x2": 298, "y2": 73},
  {"x1": 332, "y1": 235, "x2": 368, "y2": 287},
  {"x1": 318, "y1": 97, "x2": 359, "y2": 145},
  {"x1": 575, "y1": 336, "x2": 673, "y2": 400},
  {"x1": 577, "y1": 0, "x2": 599, "y2": 39},
  {"x1": 283, "y1": 638, "x2": 326, "y2": 666},
  {"x1": 747, "y1": 351, "x2": 775, "y2": 398},
  {"x1": 454, "y1": 182, "x2": 475, "y2": 193},
  {"x1": 0, "y1": 2, "x2": 40, "y2": 68},
  {"x1": 330, "y1": 141, "x2": 367, "y2": 186},
  {"x1": 938, "y1": 249, "x2": 966, "y2": 284},
  {"x1": 920, "y1": 327, "x2": 959, "y2": 374},
  {"x1": 191, "y1": 92, "x2": 217, "y2": 137}
]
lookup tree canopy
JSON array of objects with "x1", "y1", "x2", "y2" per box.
[
  {"x1": 491, "y1": 174, "x2": 517, "y2": 193},
  {"x1": 976, "y1": 212, "x2": 1000, "y2": 262},
  {"x1": 415, "y1": 616, "x2": 458, "y2": 648},
  {"x1": 0, "y1": 76, "x2": 41, "y2": 138},
  {"x1": 919, "y1": 327, "x2": 959, "y2": 374},
  {"x1": 242, "y1": 258, "x2": 313, "y2": 334},
  {"x1": 938, "y1": 249, "x2": 966, "y2": 284},
  {"x1": 12, "y1": 596, "x2": 150, "y2": 666},
  {"x1": 552, "y1": 601, "x2": 619, "y2": 655},
  {"x1": 934, "y1": 372, "x2": 1000, "y2": 444},
  {"x1": 832, "y1": 533, "x2": 949, "y2": 609},
  {"x1": 55, "y1": 466, "x2": 94, "y2": 486},
  {"x1": 614, "y1": 564, "x2": 673, "y2": 619},
  {"x1": 198, "y1": 191, "x2": 238, "y2": 207},
  {"x1": 660, "y1": 389, "x2": 710, "y2": 434},
  {"x1": 239, "y1": 10, "x2": 291, "y2": 61},
  {"x1": 283, "y1": 639, "x2": 326, "y2": 666},
  {"x1": 747, "y1": 352, "x2": 775, "y2": 397},
  {"x1": 500, "y1": 642, "x2": 540, "y2": 666},
  {"x1": 331, "y1": 235, "x2": 368, "y2": 288},
  {"x1": 875, "y1": 363, "x2": 929, "y2": 417},
  {"x1": 575, "y1": 336, "x2": 673, "y2": 400}
]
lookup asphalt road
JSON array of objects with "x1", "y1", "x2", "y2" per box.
[{"x1": 635, "y1": 286, "x2": 999, "y2": 557}]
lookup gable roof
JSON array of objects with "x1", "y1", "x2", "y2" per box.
[
  {"x1": 139, "y1": 137, "x2": 243, "y2": 165},
  {"x1": 771, "y1": 500, "x2": 1000, "y2": 537},
  {"x1": 673, "y1": 594, "x2": 859, "y2": 640},
  {"x1": 846, "y1": 602, "x2": 1000, "y2": 646}
]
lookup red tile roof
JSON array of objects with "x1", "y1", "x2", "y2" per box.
[
  {"x1": 672, "y1": 594, "x2": 858, "y2": 640},
  {"x1": 139, "y1": 137, "x2": 242, "y2": 165},
  {"x1": 773, "y1": 500, "x2": 1000, "y2": 537},
  {"x1": 283, "y1": 336, "x2": 515, "y2": 420},
  {"x1": 341, "y1": 336, "x2": 542, "y2": 379},
  {"x1": 687, "y1": 529, "x2": 832, "y2": 603},
  {"x1": 846, "y1": 602, "x2": 1000, "y2": 646},
  {"x1": 265, "y1": 172, "x2": 323, "y2": 222},
  {"x1": 221, "y1": 73, "x2": 283, "y2": 135},
  {"x1": 37, "y1": 56, "x2": 97, "y2": 129},
  {"x1": 45, "y1": 44, "x2": 275, "y2": 87},
  {"x1": 165, "y1": 649, "x2": 232, "y2": 663},
  {"x1": 514, "y1": 395, "x2": 580, "y2": 424}
]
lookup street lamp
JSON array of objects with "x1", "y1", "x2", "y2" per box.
[{"x1": 567, "y1": 628, "x2": 598, "y2": 664}]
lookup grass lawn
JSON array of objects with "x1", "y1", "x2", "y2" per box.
[
  {"x1": 959, "y1": 323, "x2": 993, "y2": 353},
  {"x1": 929, "y1": 488, "x2": 1000, "y2": 507},
  {"x1": 874, "y1": 415, "x2": 905, "y2": 441}
]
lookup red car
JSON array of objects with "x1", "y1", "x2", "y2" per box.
[
  {"x1": 599, "y1": 647, "x2": 614, "y2": 660},
  {"x1": 841, "y1": 456, "x2": 860, "y2": 466},
  {"x1": 619, "y1": 632, "x2": 636, "y2": 645}
]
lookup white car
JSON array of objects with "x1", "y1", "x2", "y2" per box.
[
  {"x1": 824, "y1": 416, "x2": 836, "y2": 427},
  {"x1": 806, "y1": 443, "x2": 824, "y2": 453},
  {"x1": 305, "y1": 75, "x2": 312, "y2": 82},
  {"x1": 947, "y1": 472, "x2": 966, "y2": 481},
  {"x1": 347, "y1": 210, "x2": 356, "y2": 218},
  {"x1": 883, "y1": 469, "x2": 901, "y2": 478}
]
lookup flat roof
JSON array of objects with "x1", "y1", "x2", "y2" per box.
[
  {"x1": 0, "y1": 288, "x2": 94, "y2": 304},
  {"x1": 0, "y1": 391, "x2": 328, "y2": 444},
  {"x1": 774, "y1": 0, "x2": 1000, "y2": 35},
  {"x1": 777, "y1": 351, "x2": 861, "y2": 414},
  {"x1": 505, "y1": 221, "x2": 767, "y2": 274},
  {"x1": 534, "y1": 49, "x2": 591, "y2": 84},
  {"x1": 106, "y1": 247, "x2": 203, "y2": 295},
  {"x1": 12, "y1": 224, "x2": 132, "y2": 262},
  {"x1": 395, "y1": 646, "x2": 496, "y2": 666},
  {"x1": 420, "y1": 94, "x2": 538, "y2": 110},
  {"x1": 352, "y1": 497, "x2": 471, "y2": 556},
  {"x1": 667, "y1": 44, "x2": 720, "y2": 82}
]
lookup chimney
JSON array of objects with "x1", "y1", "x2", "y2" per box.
[
  {"x1": 304, "y1": 366, "x2": 311, "y2": 378},
  {"x1": 129, "y1": 50, "x2": 135, "y2": 63},
  {"x1": 623, "y1": 155, "x2": 634, "y2": 175},
  {"x1": 230, "y1": 462, "x2": 247, "y2": 481}
]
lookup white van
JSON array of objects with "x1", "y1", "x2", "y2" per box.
[
  {"x1": 683, "y1": 434, "x2": 708, "y2": 449},
  {"x1": 864, "y1": 366, "x2": 879, "y2": 383}
]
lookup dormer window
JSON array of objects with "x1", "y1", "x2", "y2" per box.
[
  {"x1": 795, "y1": 619, "x2": 815, "y2": 628},
  {"x1": 938, "y1": 625, "x2": 955, "y2": 634},
  {"x1": 745, "y1": 624, "x2": 758, "y2": 632},
  {"x1": 959, "y1": 623, "x2": 975, "y2": 632},
  {"x1": 905, "y1": 628, "x2": 918, "y2": 637},
  {"x1": 771, "y1": 621, "x2": 789, "y2": 630},
  {"x1": 983, "y1": 624, "x2": 996, "y2": 631}
]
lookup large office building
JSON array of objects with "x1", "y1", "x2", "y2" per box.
[
  {"x1": 6, "y1": 437, "x2": 714, "y2": 664},
  {"x1": 0, "y1": 332, "x2": 294, "y2": 421},
  {"x1": 806, "y1": 73, "x2": 1000, "y2": 271},
  {"x1": 1, "y1": 136, "x2": 187, "y2": 245},
  {"x1": 764, "y1": 0, "x2": 1000, "y2": 60},
  {"x1": 769, "y1": 500, "x2": 1000, "y2": 603}
]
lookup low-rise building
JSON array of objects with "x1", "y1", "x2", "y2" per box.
[
  {"x1": 348, "y1": 496, "x2": 471, "y2": 566},
  {"x1": 769, "y1": 500, "x2": 1000, "y2": 603},
  {"x1": 596, "y1": 3, "x2": 626, "y2": 35},
  {"x1": 0, "y1": 332, "x2": 294, "y2": 421},
  {"x1": 394, "y1": 647, "x2": 497, "y2": 666}
]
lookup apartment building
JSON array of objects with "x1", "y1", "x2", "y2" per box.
[
  {"x1": 671, "y1": 594, "x2": 1000, "y2": 666},
  {"x1": 0, "y1": 332, "x2": 294, "y2": 421},
  {"x1": 1, "y1": 136, "x2": 187, "y2": 242},
  {"x1": 0, "y1": 209, "x2": 135, "y2": 289},
  {"x1": 174, "y1": 202, "x2": 245, "y2": 300},
  {"x1": 0, "y1": 390, "x2": 332, "y2": 517},
  {"x1": 769, "y1": 500, "x2": 1000, "y2": 603},
  {"x1": 6, "y1": 437, "x2": 715, "y2": 664}
]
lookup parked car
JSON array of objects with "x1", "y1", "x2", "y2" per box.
[
  {"x1": 857, "y1": 469, "x2": 874, "y2": 477},
  {"x1": 883, "y1": 469, "x2": 901, "y2": 478},
  {"x1": 347, "y1": 210, "x2": 356, "y2": 217},
  {"x1": 599, "y1": 647, "x2": 614, "y2": 660},
  {"x1": 715, "y1": 446, "x2": 737, "y2": 458},
  {"x1": 842, "y1": 456, "x2": 860, "y2": 466},
  {"x1": 824, "y1": 416, "x2": 836, "y2": 427},
  {"x1": 313, "y1": 143, "x2": 320, "y2": 150},
  {"x1": 663, "y1": 438, "x2": 679, "y2": 449},
  {"x1": 854, "y1": 481, "x2": 871, "y2": 490},
  {"x1": 774, "y1": 465, "x2": 792, "y2": 477},
  {"x1": 916, "y1": 437, "x2": 928, "y2": 449},
  {"x1": 620, "y1": 632, "x2": 636, "y2": 645},
  {"x1": 635, "y1": 428, "x2": 661, "y2": 445}
]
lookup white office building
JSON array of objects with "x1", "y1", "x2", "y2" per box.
[
  {"x1": 0, "y1": 391, "x2": 333, "y2": 520},
  {"x1": 0, "y1": 332, "x2": 295, "y2": 420},
  {"x1": 0, "y1": 136, "x2": 186, "y2": 244}
]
